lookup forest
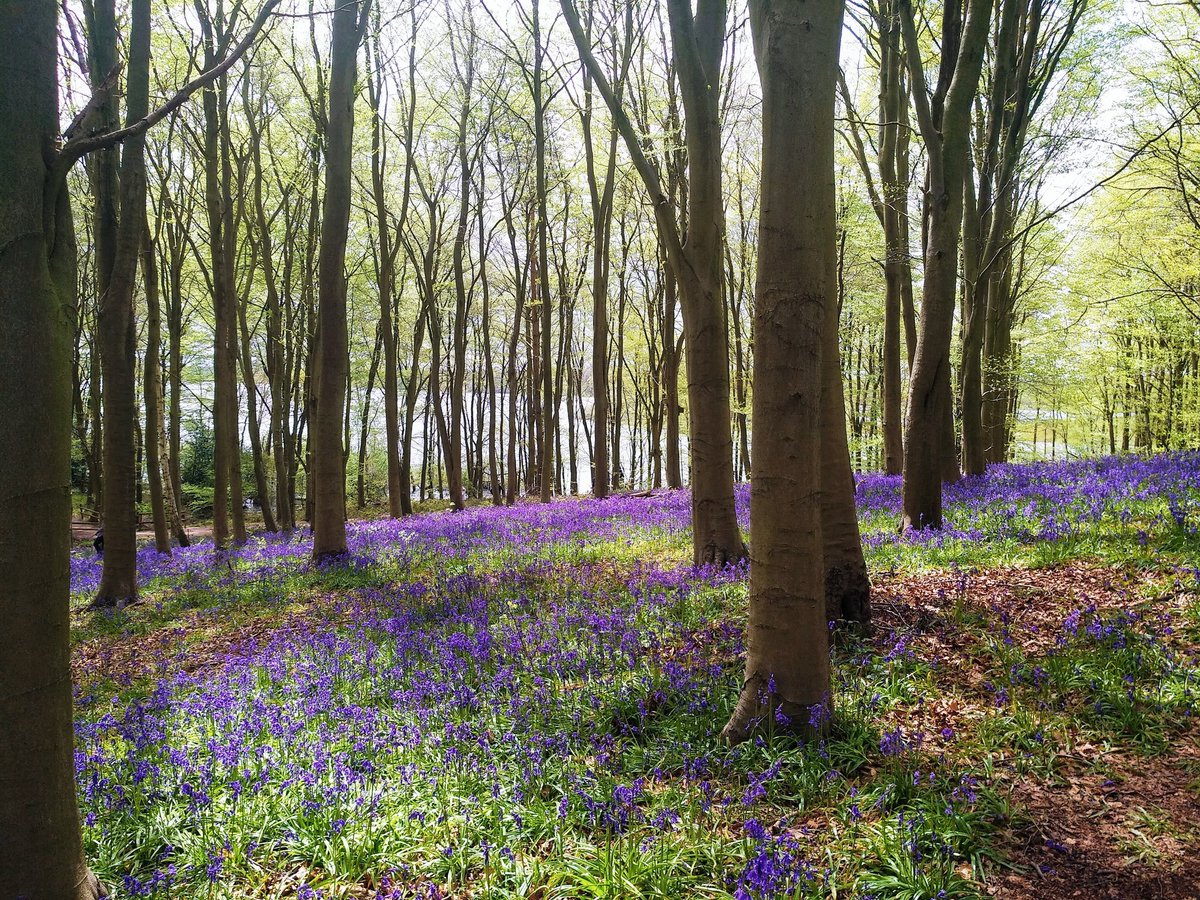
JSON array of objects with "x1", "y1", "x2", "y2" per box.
[{"x1": 2, "y1": 0, "x2": 1200, "y2": 896}]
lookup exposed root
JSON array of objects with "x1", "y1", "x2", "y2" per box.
[
  {"x1": 79, "y1": 867, "x2": 108, "y2": 899},
  {"x1": 86, "y1": 593, "x2": 136, "y2": 612},
  {"x1": 720, "y1": 675, "x2": 829, "y2": 746},
  {"x1": 696, "y1": 539, "x2": 749, "y2": 570}
]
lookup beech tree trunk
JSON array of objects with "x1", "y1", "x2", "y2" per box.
[
  {"x1": 90, "y1": 0, "x2": 140, "y2": 607},
  {"x1": 899, "y1": 0, "x2": 992, "y2": 529},
  {"x1": 367, "y1": 46, "x2": 405, "y2": 518},
  {"x1": 1, "y1": 1, "x2": 110, "y2": 894},
  {"x1": 822, "y1": 293, "x2": 872, "y2": 629},
  {"x1": 142, "y1": 220, "x2": 172, "y2": 553},
  {"x1": 562, "y1": 0, "x2": 745, "y2": 564},
  {"x1": 723, "y1": 0, "x2": 842, "y2": 744},
  {"x1": 312, "y1": 0, "x2": 368, "y2": 559},
  {"x1": 878, "y1": 3, "x2": 906, "y2": 476},
  {"x1": 666, "y1": 0, "x2": 745, "y2": 564},
  {"x1": 447, "y1": 10, "x2": 478, "y2": 512},
  {"x1": 237, "y1": 284, "x2": 278, "y2": 531},
  {"x1": 198, "y1": 10, "x2": 238, "y2": 549}
]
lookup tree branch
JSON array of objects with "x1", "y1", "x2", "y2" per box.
[{"x1": 54, "y1": 0, "x2": 280, "y2": 176}]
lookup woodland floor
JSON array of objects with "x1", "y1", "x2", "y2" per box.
[{"x1": 68, "y1": 456, "x2": 1200, "y2": 899}]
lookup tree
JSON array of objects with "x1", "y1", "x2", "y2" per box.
[
  {"x1": 89, "y1": 0, "x2": 147, "y2": 606},
  {"x1": 1, "y1": 0, "x2": 276, "y2": 889},
  {"x1": 562, "y1": 0, "x2": 746, "y2": 565},
  {"x1": 899, "y1": 0, "x2": 993, "y2": 529},
  {"x1": 837, "y1": 0, "x2": 916, "y2": 476},
  {"x1": 723, "y1": 0, "x2": 845, "y2": 743},
  {"x1": 569, "y1": 0, "x2": 636, "y2": 499},
  {"x1": 312, "y1": 0, "x2": 371, "y2": 559},
  {"x1": 0, "y1": 1, "x2": 108, "y2": 890},
  {"x1": 959, "y1": 0, "x2": 1086, "y2": 474},
  {"x1": 196, "y1": 0, "x2": 248, "y2": 548}
]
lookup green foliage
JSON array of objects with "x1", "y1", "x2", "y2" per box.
[
  {"x1": 180, "y1": 484, "x2": 214, "y2": 518},
  {"x1": 180, "y1": 417, "x2": 215, "y2": 488}
]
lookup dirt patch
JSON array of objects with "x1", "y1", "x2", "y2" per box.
[
  {"x1": 990, "y1": 740, "x2": 1200, "y2": 898},
  {"x1": 871, "y1": 563, "x2": 1176, "y2": 654},
  {"x1": 866, "y1": 564, "x2": 1200, "y2": 899}
]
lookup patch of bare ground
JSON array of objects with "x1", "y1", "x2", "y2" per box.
[
  {"x1": 866, "y1": 564, "x2": 1200, "y2": 899},
  {"x1": 872, "y1": 562, "x2": 1177, "y2": 652},
  {"x1": 989, "y1": 739, "x2": 1200, "y2": 899}
]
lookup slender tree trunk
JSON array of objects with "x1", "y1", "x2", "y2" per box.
[
  {"x1": 506, "y1": 287, "x2": 525, "y2": 504},
  {"x1": 198, "y1": 13, "x2": 236, "y2": 548},
  {"x1": 88, "y1": 330, "x2": 104, "y2": 518},
  {"x1": 878, "y1": 1, "x2": 905, "y2": 475},
  {"x1": 237, "y1": 288, "x2": 278, "y2": 530},
  {"x1": 562, "y1": 0, "x2": 744, "y2": 562},
  {"x1": 960, "y1": 165, "x2": 988, "y2": 476},
  {"x1": 667, "y1": 0, "x2": 745, "y2": 565},
  {"x1": 356, "y1": 329, "x2": 382, "y2": 508},
  {"x1": 448, "y1": 14, "x2": 477, "y2": 512},
  {"x1": 663, "y1": 262, "x2": 683, "y2": 489},
  {"x1": 898, "y1": 0, "x2": 992, "y2": 529},
  {"x1": 401, "y1": 311, "x2": 426, "y2": 515},
  {"x1": 92, "y1": 0, "x2": 145, "y2": 606},
  {"x1": 312, "y1": 0, "x2": 368, "y2": 558},
  {"x1": 142, "y1": 221, "x2": 171, "y2": 552},
  {"x1": 478, "y1": 185, "x2": 503, "y2": 505},
  {"x1": 367, "y1": 55, "x2": 404, "y2": 518}
]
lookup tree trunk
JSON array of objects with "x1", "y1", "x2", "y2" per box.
[
  {"x1": 723, "y1": 0, "x2": 841, "y2": 744},
  {"x1": 0, "y1": 1, "x2": 110, "y2": 894},
  {"x1": 562, "y1": 0, "x2": 744, "y2": 563},
  {"x1": 822, "y1": 281, "x2": 872, "y2": 630},
  {"x1": 312, "y1": 0, "x2": 367, "y2": 558},
  {"x1": 197, "y1": 12, "x2": 238, "y2": 549},
  {"x1": 237, "y1": 286, "x2": 278, "y2": 531},
  {"x1": 663, "y1": 263, "x2": 683, "y2": 490},
  {"x1": 878, "y1": 1, "x2": 906, "y2": 476},
  {"x1": 666, "y1": 0, "x2": 745, "y2": 565},
  {"x1": 92, "y1": 0, "x2": 144, "y2": 607},
  {"x1": 367, "y1": 56, "x2": 404, "y2": 518},
  {"x1": 899, "y1": 0, "x2": 992, "y2": 529},
  {"x1": 447, "y1": 13, "x2": 477, "y2": 512},
  {"x1": 142, "y1": 220, "x2": 172, "y2": 553},
  {"x1": 356, "y1": 328, "x2": 382, "y2": 508}
]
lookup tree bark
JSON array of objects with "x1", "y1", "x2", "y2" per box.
[
  {"x1": 898, "y1": 0, "x2": 993, "y2": 529},
  {"x1": 197, "y1": 9, "x2": 239, "y2": 549},
  {"x1": 822, "y1": 283, "x2": 872, "y2": 630},
  {"x1": 878, "y1": 4, "x2": 906, "y2": 476},
  {"x1": 562, "y1": 0, "x2": 745, "y2": 564},
  {"x1": 92, "y1": 0, "x2": 146, "y2": 606},
  {"x1": 366, "y1": 41, "x2": 405, "y2": 518},
  {"x1": 142, "y1": 220, "x2": 171, "y2": 553}
]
